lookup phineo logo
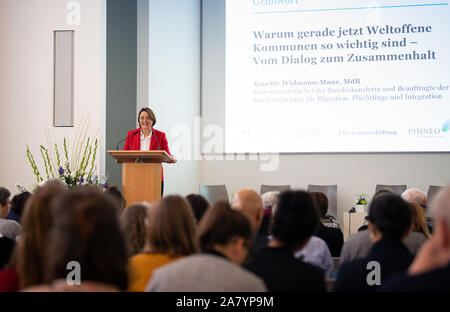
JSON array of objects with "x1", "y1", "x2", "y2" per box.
[{"x1": 442, "y1": 120, "x2": 450, "y2": 132}]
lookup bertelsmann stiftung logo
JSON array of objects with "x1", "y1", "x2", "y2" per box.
[{"x1": 442, "y1": 120, "x2": 450, "y2": 132}]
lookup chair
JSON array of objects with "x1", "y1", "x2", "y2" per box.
[
  {"x1": 307, "y1": 184, "x2": 338, "y2": 218},
  {"x1": 199, "y1": 184, "x2": 229, "y2": 205},
  {"x1": 260, "y1": 184, "x2": 290, "y2": 195},
  {"x1": 375, "y1": 184, "x2": 407, "y2": 196},
  {"x1": 428, "y1": 185, "x2": 443, "y2": 202}
]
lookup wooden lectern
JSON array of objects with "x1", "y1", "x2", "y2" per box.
[{"x1": 108, "y1": 150, "x2": 173, "y2": 206}]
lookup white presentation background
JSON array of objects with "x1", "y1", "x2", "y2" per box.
[{"x1": 224, "y1": 0, "x2": 450, "y2": 153}]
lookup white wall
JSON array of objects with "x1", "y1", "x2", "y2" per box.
[
  {"x1": 200, "y1": 153, "x2": 450, "y2": 225},
  {"x1": 0, "y1": 0, "x2": 106, "y2": 193},
  {"x1": 146, "y1": 0, "x2": 201, "y2": 196}
]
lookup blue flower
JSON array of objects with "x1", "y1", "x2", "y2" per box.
[
  {"x1": 78, "y1": 178, "x2": 84, "y2": 184},
  {"x1": 101, "y1": 183, "x2": 109, "y2": 189},
  {"x1": 59, "y1": 167, "x2": 64, "y2": 176}
]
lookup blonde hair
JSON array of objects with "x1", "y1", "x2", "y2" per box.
[
  {"x1": 145, "y1": 195, "x2": 197, "y2": 257},
  {"x1": 409, "y1": 202, "x2": 431, "y2": 239}
]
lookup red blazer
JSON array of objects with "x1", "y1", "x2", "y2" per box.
[{"x1": 123, "y1": 128, "x2": 172, "y2": 180}]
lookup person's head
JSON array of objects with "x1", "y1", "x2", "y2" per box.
[
  {"x1": 186, "y1": 194, "x2": 210, "y2": 224},
  {"x1": 0, "y1": 187, "x2": 11, "y2": 218},
  {"x1": 120, "y1": 203, "x2": 150, "y2": 257},
  {"x1": 145, "y1": 195, "x2": 197, "y2": 257},
  {"x1": 197, "y1": 201, "x2": 252, "y2": 265},
  {"x1": 138, "y1": 107, "x2": 156, "y2": 132},
  {"x1": 401, "y1": 188, "x2": 428, "y2": 211},
  {"x1": 9, "y1": 192, "x2": 32, "y2": 221},
  {"x1": 271, "y1": 191, "x2": 319, "y2": 252},
  {"x1": 261, "y1": 191, "x2": 279, "y2": 212},
  {"x1": 105, "y1": 186, "x2": 126, "y2": 215},
  {"x1": 17, "y1": 181, "x2": 66, "y2": 289},
  {"x1": 46, "y1": 187, "x2": 128, "y2": 291},
  {"x1": 429, "y1": 186, "x2": 450, "y2": 253},
  {"x1": 373, "y1": 189, "x2": 392, "y2": 199},
  {"x1": 367, "y1": 194, "x2": 412, "y2": 243},
  {"x1": 232, "y1": 189, "x2": 263, "y2": 232},
  {"x1": 310, "y1": 192, "x2": 329, "y2": 219},
  {"x1": 409, "y1": 202, "x2": 431, "y2": 239}
]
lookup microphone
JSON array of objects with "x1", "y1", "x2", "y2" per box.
[
  {"x1": 151, "y1": 128, "x2": 161, "y2": 150},
  {"x1": 116, "y1": 130, "x2": 140, "y2": 150}
]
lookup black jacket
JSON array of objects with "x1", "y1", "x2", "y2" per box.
[
  {"x1": 334, "y1": 237, "x2": 413, "y2": 292},
  {"x1": 246, "y1": 246, "x2": 325, "y2": 292}
]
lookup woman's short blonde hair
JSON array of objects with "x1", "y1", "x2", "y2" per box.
[{"x1": 145, "y1": 195, "x2": 197, "y2": 257}]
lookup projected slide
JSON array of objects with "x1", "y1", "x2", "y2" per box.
[{"x1": 225, "y1": 0, "x2": 450, "y2": 153}]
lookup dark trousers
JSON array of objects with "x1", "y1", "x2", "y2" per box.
[{"x1": 161, "y1": 181, "x2": 164, "y2": 197}]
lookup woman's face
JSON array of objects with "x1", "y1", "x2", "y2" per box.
[{"x1": 139, "y1": 111, "x2": 153, "y2": 131}]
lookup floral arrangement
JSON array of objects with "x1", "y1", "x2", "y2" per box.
[
  {"x1": 18, "y1": 117, "x2": 108, "y2": 192},
  {"x1": 355, "y1": 193, "x2": 368, "y2": 205}
]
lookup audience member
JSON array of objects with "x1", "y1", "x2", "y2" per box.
[
  {"x1": 186, "y1": 194, "x2": 210, "y2": 224},
  {"x1": 0, "y1": 234, "x2": 15, "y2": 270},
  {"x1": 409, "y1": 202, "x2": 431, "y2": 239},
  {"x1": 26, "y1": 187, "x2": 128, "y2": 291},
  {"x1": 381, "y1": 186, "x2": 450, "y2": 291},
  {"x1": 259, "y1": 191, "x2": 279, "y2": 236},
  {"x1": 310, "y1": 192, "x2": 344, "y2": 257},
  {"x1": 146, "y1": 202, "x2": 266, "y2": 292},
  {"x1": 16, "y1": 179, "x2": 66, "y2": 289},
  {"x1": 334, "y1": 194, "x2": 414, "y2": 292},
  {"x1": 246, "y1": 191, "x2": 325, "y2": 291},
  {"x1": 0, "y1": 187, "x2": 11, "y2": 218},
  {"x1": 357, "y1": 189, "x2": 392, "y2": 232},
  {"x1": 0, "y1": 244, "x2": 19, "y2": 292},
  {"x1": 105, "y1": 186, "x2": 127, "y2": 215},
  {"x1": 295, "y1": 236, "x2": 334, "y2": 277},
  {"x1": 120, "y1": 203, "x2": 149, "y2": 257},
  {"x1": 232, "y1": 189, "x2": 268, "y2": 253},
  {"x1": 401, "y1": 188, "x2": 428, "y2": 212},
  {"x1": 0, "y1": 187, "x2": 21, "y2": 240},
  {"x1": 6, "y1": 192, "x2": 31, "y2": 224},
  {"x1": 128, "y1": 196, "x2": 197, "y2": 292}
]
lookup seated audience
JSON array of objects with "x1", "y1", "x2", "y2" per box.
[
  {"x1": 26, "y1": 187, "x2": 128, "y2": 291},
  {"x1": 380, "y1": 186, "x2": 450, "y2": 291},
  {"x1": 128, "y1": 196, "x2": 197, "y2": 292},
  {"x1": 186, "y1": 194, "x2": 210, "y2": 224},
  {"x1": 17, "y1": 179, "x2": 66, "y2": 289},
  {"x1": 334, "y1": 194, "x2": 414, "y2": 292},
  {"x1": 310, "y1": 192, "x2": 344, "y2": 257},
  {"x1": 0, "y1": 234, "x2": 15, "y2": 270},
  {"x1": 259, "y1": 191, "x2": 279, "y2": 236},
  {"x1": 246, "y1": 191, "x2": 325, "y2": 292},
  {"x1": 6, "y1": 192, "x2": 31, "y2": 224},
  {"x1": 146, "y1": 202, "x2": 266, "y2": 292},
  {"x1": 0, "y1": 187, "x2": 21, "y2": 240},
  {"x1": 0, "y1": 245, "x2": 19, "y2": 292},
  {"x1": 401, "y1": 188, "x2": 432, "y2": 233},
  {"x1": 357, "y1": 189, "x2": 393, "y2": 232},
  {"x1": 105, "y1": 186, "x2": 127, "y2": 215},
  {"x1": 120, "y1": 203, "x2": 150, "y2": 257},
  {"x1": 232, "y1": 189, "x2": 268, "y2": 254}
]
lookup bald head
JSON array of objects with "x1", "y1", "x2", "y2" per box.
[
  {"x1": 232, "y1": 189, "x2": 263, "y2": 232},
  {"x1": 431, "y1": 186, "x2": 450, "y2": 225}
]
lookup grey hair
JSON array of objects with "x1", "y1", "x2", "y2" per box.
[
  {"x1": 401, "y1": 188, "x2": 427, "y2": 207},
  {"x1": 261, "y1": 191, "x2": 279, "y2": 214}
]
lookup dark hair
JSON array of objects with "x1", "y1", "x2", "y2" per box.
[
  {"x1": 138, "y1": 107, "x2": 156, "y2": 127},
  {"x1": 197, "y1": 201, "x2": 252, "y2": 251},
  {"x1": 0, "y1": 187, "x2": 11, "y2": 206},
  {"x1": 373, "y1": 189, "x2": 392, "y2": 199},
  {"x1": 367, "y1": 194, "x2": 412, "y2": 240},
  {"x1": 186, "y1": 194, "x2": 210, "y2": 223},
  {"x1": 120, "y1": 203, "x2": 149, "y2": 257},
  {"x1": 310, "y1": 192, "x2": 328, "y2": 218},
  {"x1": 46, "y1": 188, "x2": 128, "y2": 291},
  {"x1": 272, "y1": 191, "x2": 319, "y2": 249},
  {"x1": 10, "y1": 192, "x2": 32, "y2": 218},
  {"x1": 18, "y1": 181, "x2": 66, "y2": 289},
  {"x1": 105, "y1": 186, "x2": 126, "y2": 214}
]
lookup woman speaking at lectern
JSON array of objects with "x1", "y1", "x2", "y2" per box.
[{"x1": 124, "y1": 108, "x2": 176, "y2": 196}]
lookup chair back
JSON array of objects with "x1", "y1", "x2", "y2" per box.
[
  {"x1": 199, "y1": 184, "x2": 229, "y2": 205},
  {"x1": 260, "y1": 184, "x2": 290, "y2": 195},
  {"x1": 375, "y1": 184, "x2": 407, "y2": 195}
]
